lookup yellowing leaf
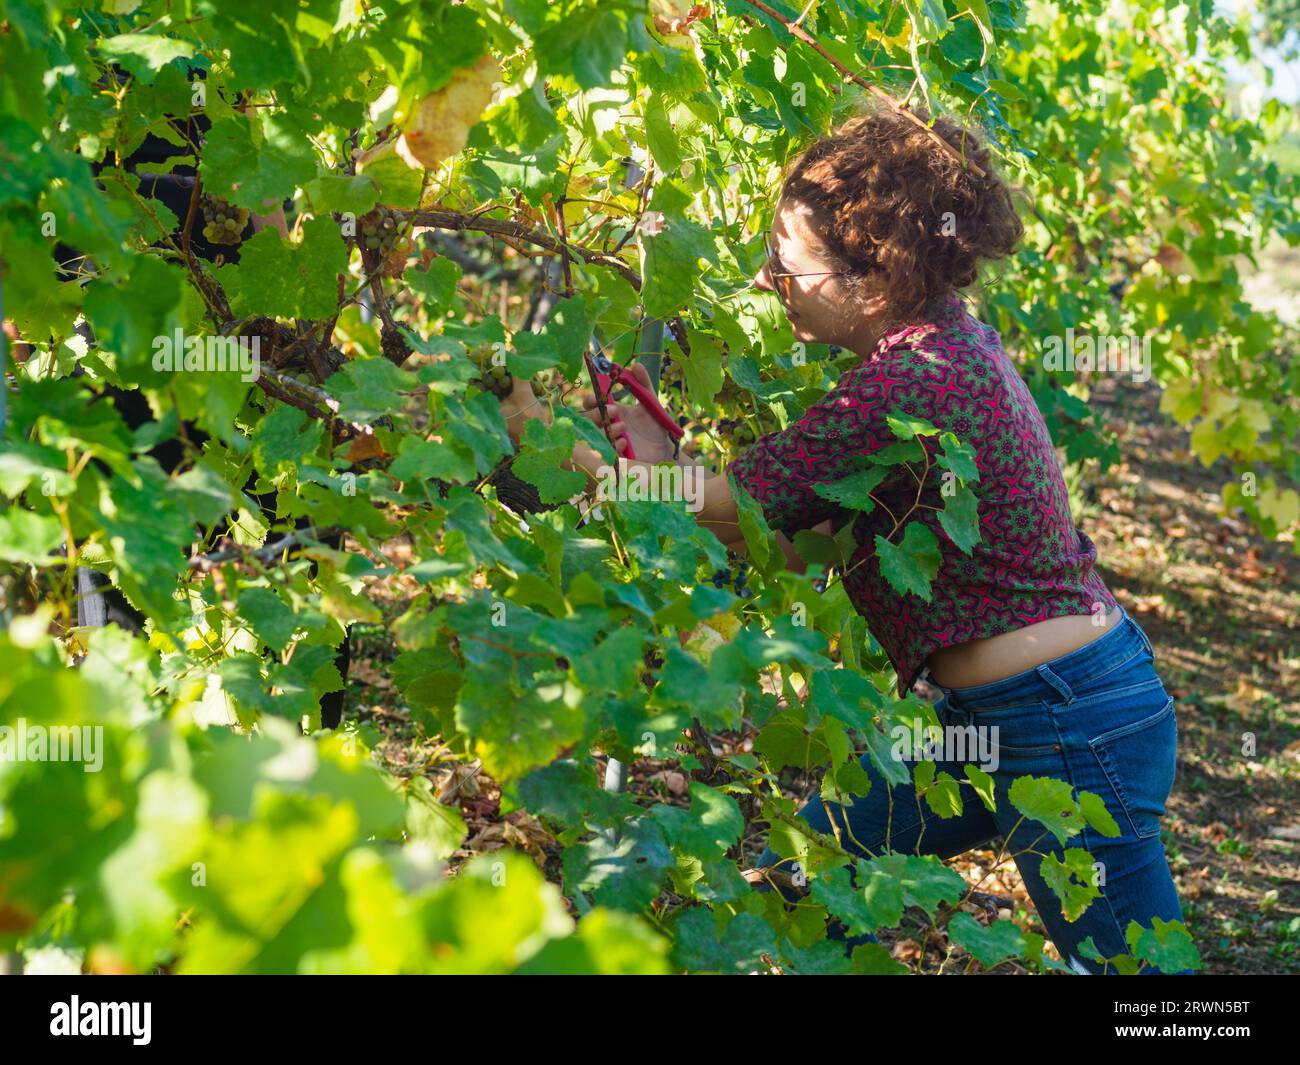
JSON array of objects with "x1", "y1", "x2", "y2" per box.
[
  {"x1": 1157, "y1": 377, "x2": 1200, "y2": 424},
  {"x1": 561, "y1": 197, "x2": 587, "y2": 230},
  {"x1": 1258, "y1": 486, "x2": 1300, "y2": 529},
  {"x1": 1189, "y1": 419, "x2": 1224, "y2": 467},
  {"x1": 320, "y1": 572, "x2": 383, "y2": 625},
  {"x1": 1237, "y1": 398, "x2": 1271, "y2": 433},
  {"x1": 649, "y1": 0, "x2": 712, "y2": 49},
  {"x1": 706, "y1": 611, "x2": 741, "y2": 641},
  {"x1": 1203, "y1": 387, "x2": 1239, "y2": 421},
  {"x1": 396, "y1": 54, "x2": 500, "y2": 170}
]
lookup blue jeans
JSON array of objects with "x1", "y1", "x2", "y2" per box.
[{"x1": 754, "y1": 608, "x2": 1191, "y2": 974}]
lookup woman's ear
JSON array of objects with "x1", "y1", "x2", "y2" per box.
[
  {"x1": 862, "y1": 291, "x2": 890, "y2": 318},
  {"x1": 831, "y1": 281, "x2": 892, "y2": 354},
  {"x1": 835, "y1": 280, "x2": 885, "y2": 327}
]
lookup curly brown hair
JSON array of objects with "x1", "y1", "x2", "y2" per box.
[{"x1": 779, "y1": 102, "x2": 1024, "y2": 325}]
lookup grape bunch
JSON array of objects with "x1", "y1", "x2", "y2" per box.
[
  {"x1": 707, "y1": 558, "x2": 751, "y2": 597},
  {"x1": 200, "y1": 193, "x2": 250, "y2": 245},
  {"x1": 469, "y1": 346, "x2": 514, "y2": 399},
  {"x1": 716, "y1": 417, "x2": 759, "y2": 448},
  {"x1": 359, "y1": 208, "x2": 401, "y2": 259},
  {"x1": 659, "y1": 355, "x2": 684, "y2": 395},
  {"x1": 381, "y1": 322, "x2": 412, "y2": 365},
  {"x1": 360, "y1": 208, "x2": 415, "y2": 278}
]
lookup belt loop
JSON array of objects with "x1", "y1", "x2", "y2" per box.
[
  {"x1": 943, "y1": 697, "x2": 971, "y2": 726},
  {"x1": 933, "y1": 684, "x2": 968, "y2": 725},
  {"x1": 1035, "y1": 664, "x2": 1074, "y2": 704}
]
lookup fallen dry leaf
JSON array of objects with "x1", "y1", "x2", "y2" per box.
[{"x1": 347, "y1": 433, "x2": 387, "y2": 462}]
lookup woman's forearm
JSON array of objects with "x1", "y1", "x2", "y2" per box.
[
  {"x1": 500, "y1": 384, "x2": 552, "y2": 442},
  {"x1": 694, "y1": 468, "x2": 745, "y2": 549},
  {"x1": 574, "y1": 452, "x2": 805, "y2": 567},
  {"x1": 499, "y1": 388, "x2": 749, "y2": 552}
]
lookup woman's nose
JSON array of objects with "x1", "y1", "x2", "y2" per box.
[{"x1": 754, "y1": 263, "x2": 773, "y2": 292}]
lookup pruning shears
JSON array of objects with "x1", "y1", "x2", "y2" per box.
[{"x1": 588, "y1": 341, "x2": 684, "y2": 461}]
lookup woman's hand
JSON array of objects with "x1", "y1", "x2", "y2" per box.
[
  {"x1": 579, "y1": 363, "x2": 680, "y2": 464},
  {"x1": 498, "y1": 374, "x2": 550, "y2": 443}
]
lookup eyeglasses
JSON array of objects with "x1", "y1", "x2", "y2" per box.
[{"x1": 762, "y1": 231, "x2": 848, "y2": 305}]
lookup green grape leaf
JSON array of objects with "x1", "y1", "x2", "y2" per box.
[
  {"x1": 1039, "y1": 846, "x2": 1102, "y2": 922},
  {"x1": 1077, "y1": 787, "x2": 1122, "y2": 838},
  {"x1": 848, "y1": 942, "x2": 910, "y2": 974},
  {"x1": 948, "y1": 912, "x2": 1026, "y2": 967},
  {"x1": 513, "y1": 417, "x2": 586, "y2": 504},
  {"x1": 885, "y1": 412, "x2": 941, "y2": 439},
  {"x1": 937, "y1": 431, "x2": 980, "y2": 483},
  {"x1": 964, "y1": 764, "x2": 997, "y2": 813},
  {"x1": 97, "y1": 33, "x2": 195, "y2": 84},
  {"x1": 874, "y1": 521, "x2": 942, "y2": 601},
  {"x1": 810, "y1": 861, "x2": 904, "y2": 934},
  {"x1": 727, "y1": 470, "x2": 775, "y2": 571},
  {"x1": 403, "y1": 776, "x2": 468, "y2": 859},
  {"x1": 251, "y1": 403, "x2": 324, "y2": 475},
  {"x1": 302, "y1": 173, "x2": 380, "y2": 216},
  {"x1": 650, "y1": 783, "x2": 744, "y2": 862},
  {"x1": 921, "y1": 769, "x2": 964, "y2": 819},
  {"x1": 325, "y1": 357, "x2": 419, "y2": 424},
  {"x1": 0, "y1": 510, "x2": 64, "y2": 563},
  {"x1": 812, "y1": 464, "x2": 888, "y2": 512},
  {"x1": 216, "y1": 652, "x2": 275, "y2": 717},
  {"x1": 238, "y1": 587, "x2": 302, "y2": 653},
  {"x1": 515, "y1": 908, "x2": 672, "y2": 975},
  {"x1": 670, "y1": 908, "x2": 778, "y2": 975},
  {"x1": 218, "y1": 216, "x2": 348, "y2": 319},
  {"x1": 1008, "y1": 775, "x2": 1086, "y2": 845},
  {"x1": 1127, "y1": 916, "x2": 1201, "y2": 974},
  {"x1": 405, "y1": 256, "x2": 463, "y2": 314},
  {"x1": 200, "y1": 112, "x2": 317, "y2": 212},
  {"x1": 640, "y1": 180, "x2": 716, "y2": 318},
  {"x1": 861, "y1": 853, "x2": 966, "y2": 918},
  {"x1": 677, "y1": 336, "x2": 724, "y2": 404},
  {"x1": 563, "y1": 817, "x2": 675, "y2": 912},
  {"x1": 937, "y1": 484, "x2": 980, "y2": 554}
]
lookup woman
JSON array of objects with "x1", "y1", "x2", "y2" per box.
[{"x1": 499, "y1": 104, "x2": 1189, "y2": 974}]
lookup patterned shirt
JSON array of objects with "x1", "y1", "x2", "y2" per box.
[{"x1": 726, "y1": 293, "x2": 1116, "y2": 695}]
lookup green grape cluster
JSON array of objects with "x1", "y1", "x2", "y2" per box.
[
  {"x1": 469, "y1": 346, "x2": 513, "y2": 398},
  {"x1": 200, "y1": 193, "x2": 250, "y2": 245},
  {"x1": 716, "y1": 417, "x2": 758, "y2": 448},
  {"x1": 360, "y1": 208, "x2": 400, "y2": 258},
  {"x1": 660, "y1": 356, "x2": 684, "y2": 396}
]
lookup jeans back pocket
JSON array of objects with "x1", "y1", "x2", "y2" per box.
[{"x1": 1087, "y1": 695, "x2": 1178, "y2": 839}]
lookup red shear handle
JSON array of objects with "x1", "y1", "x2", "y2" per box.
[{"x1": 593, "y1": 364, "x2": 684, "y2": 462}]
